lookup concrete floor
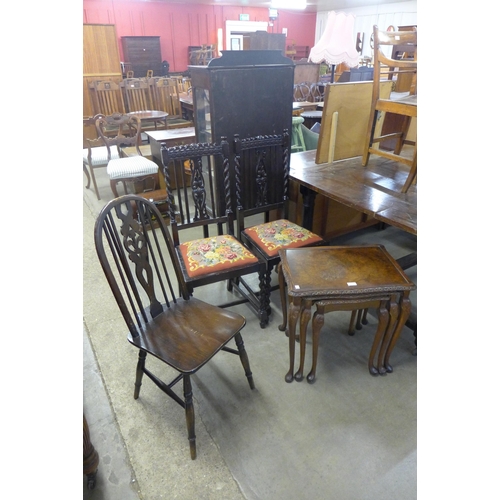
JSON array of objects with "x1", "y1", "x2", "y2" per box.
[{"x1": 83, "y1": 167, "x2": 417, "y2": 499}]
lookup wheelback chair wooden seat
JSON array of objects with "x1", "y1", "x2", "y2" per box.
[{"x1": 94, "y1": 195, "x2": 255, "y2": 459}]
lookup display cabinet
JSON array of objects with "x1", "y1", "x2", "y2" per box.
[{"x1": 189, "y1": 50, "x2": 294, "y2": 214}]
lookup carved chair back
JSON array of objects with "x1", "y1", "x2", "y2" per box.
[
  {"x1": 94, "y1": 195, "x2": 188, "y2": 335},
  {"x1": 232, "y1": 131, "x2": 291, "y2": 235},
  {"x1": 94, "y1": 113, "x2": 143, "y2": 160},
  {"x1": 160, "y1": 139, "x2": 233, "y2": 246}
]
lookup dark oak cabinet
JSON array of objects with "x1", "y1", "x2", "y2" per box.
[
  {"x1": 189, "y1": 50, "x2": 295, "y2": 214},
  {"x1": 189, "y1": 50, "x2": 294, "y2": 145},
  {"x1": 121, "y1": 36, "x2": 162, "y2": 77}
]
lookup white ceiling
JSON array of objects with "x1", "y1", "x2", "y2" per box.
[{"x1": 160, "y1": 0, "x2": 406, "y2": 13}]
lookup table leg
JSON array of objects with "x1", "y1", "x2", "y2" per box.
[
  {"x1": 307, "y1": 304, "x2": 325, "y2": 383},
  {"x1": 377, "y1": 293, "x2": 399, "y2": 375},
  {"x1": 285, "y1": 296, "x2": 302, "y2": 383},
  {"x1": 295, "y1": 299, "x2": 313, "y2": 382},
  {"x1": 384, "y1": 291, "x2": 412, "y2": 373},
  {"x1": 299, "y1": 185, "x2": 317, "y2": 231},
  {"x1": 348, "y1": 310, "x2": 357, "y2": 335},
  {"x1": 368, "y1": 300, "x2": 389, "y2": 375},
  {"x1": 277, "y1": 263, "x2": 287, "y2": 332}
]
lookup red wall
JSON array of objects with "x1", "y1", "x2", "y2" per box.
[{"x1": 83, "y1": 0, "x2": 317, "y2": 72}]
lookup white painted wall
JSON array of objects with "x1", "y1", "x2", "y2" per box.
[
  {"x1": 315, "y1": 1, "x2": 417, "y2": 58},
  {"x1": 225, "y1": 20, "x2": 270, "y2": 50}
]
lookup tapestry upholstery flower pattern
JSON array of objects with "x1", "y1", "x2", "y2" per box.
[
  {"x1": 178, "y1": 234, "x2": 259, "y2": 278},
  {"x1": 243, "y1": 219, "x2": 324, "y2": 257}
]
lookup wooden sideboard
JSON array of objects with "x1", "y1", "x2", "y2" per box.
[{"x1": 122, "y1": 36, "x2": 162, "y2": 78}]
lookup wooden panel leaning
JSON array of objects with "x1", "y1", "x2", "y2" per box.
[
  {"x1": 83, "y1": 24, "x2": 122, "y2": 118},
  {"x1": 316, "y1": 80, "x2": 393, "y2": 164}
]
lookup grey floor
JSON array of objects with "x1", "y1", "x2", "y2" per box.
[{"x1": 83, "y1": 167, "x2": 417, "y2": 499}]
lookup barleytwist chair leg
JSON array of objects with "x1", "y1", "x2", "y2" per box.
[{"x1": 258, "y1": 270, "x2": 271, "y2": 328}]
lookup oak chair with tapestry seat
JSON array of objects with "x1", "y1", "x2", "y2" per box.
[
  {"x1": 362, "y1": 25, "x2": 417, "y2": 193},
  {"x1": 95, "y1": 113, "x2": 159, "y2": 198},
  {"x1": 160, "y1": 139, "x2": 270, "y2": 327},
  {"x1": 94, "y1": 194, "x2": 255, "y2": 460},
  {"x1": 231, "y1": 131, "x2": 325, "y2": 325}
]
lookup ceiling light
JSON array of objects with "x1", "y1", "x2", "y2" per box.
[{"x1": 271, "y1": 0, "x2": 307, "y2": 10}]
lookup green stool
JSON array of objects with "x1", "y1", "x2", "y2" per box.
[{"x1": 291, "y1": 116, "x2": 306, "y2": 153}]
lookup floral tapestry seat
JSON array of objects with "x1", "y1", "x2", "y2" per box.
[
  {"x1": 177, "y1": 234, "x2": 259, "y2": 278},
  {"x1": 242, "y1": 219, "x2": 324, "y2": 258}
]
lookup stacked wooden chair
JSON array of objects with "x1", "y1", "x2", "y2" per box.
[{"x1": 362, "y1": 25, "x2": 417, "y2": 193}]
